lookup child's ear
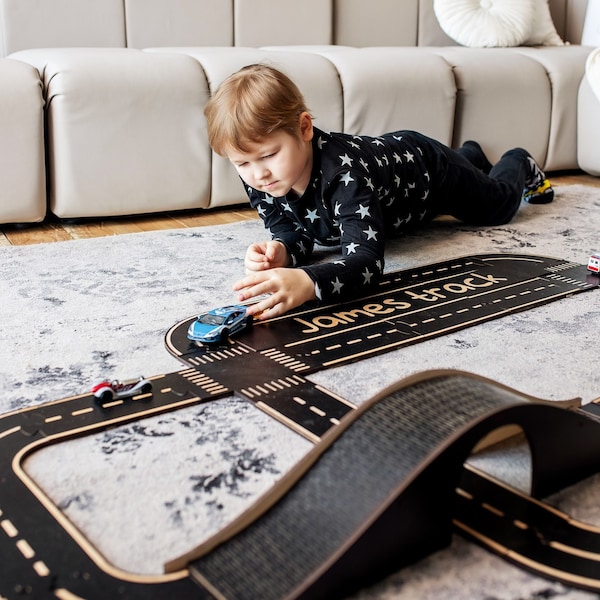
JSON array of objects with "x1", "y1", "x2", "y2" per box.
[{"x1": 299, "y1": 112, "x2": 313, "y2": 142}]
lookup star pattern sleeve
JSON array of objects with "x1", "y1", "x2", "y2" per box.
[
  {"x1": 245, "y1": 185, "x2": 315, "y2": 267},
  {"x1": 301, "y1": 152, "x2": 386, "y2": 303}
]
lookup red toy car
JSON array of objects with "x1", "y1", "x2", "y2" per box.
[
  {"x1": 588, "y1": 252, "x2": 600, "y2": 275},
  {"x1": 92, "y1": 376, "x2": 152, "y2": 404}
]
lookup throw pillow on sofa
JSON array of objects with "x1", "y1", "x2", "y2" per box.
[
  {"x1": 525, "y1": 0, "x2": 565, "y2": 45},
  {"x1": 434, "y1": 0, "x2": 564, "y2": 48},
  {"x1": 434, "y1": 0, "x2": 535, "y2": 47}
]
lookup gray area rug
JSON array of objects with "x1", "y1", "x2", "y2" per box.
[{"x1": 1, "y1": 184, "x2": 600, "y2": 599}]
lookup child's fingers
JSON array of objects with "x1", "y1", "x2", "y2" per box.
[
  {"x1": 265, "y1": 240, "x2": 280, "y2": 262},
  {"x1": 232, "y1": 271, "x2": 271, "y2": 296}
]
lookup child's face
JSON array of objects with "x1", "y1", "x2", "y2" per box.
[{"x1": 227, "y1": 113, "x2": 313, "y2": 198}]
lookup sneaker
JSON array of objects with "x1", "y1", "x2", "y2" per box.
[
  {"x1": 523, "y1": 156, "x2": 554, "y2": 204},
  {"x1": 523, "y1": 178, "x2": 554, "y2": 204}
]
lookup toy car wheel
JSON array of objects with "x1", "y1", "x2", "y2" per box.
[
  {"x1": 141, "y1": 382, "x2": 152, "y2": 394},
  {"x1": 96, "y1": 390, "x2": 113, "y2": 403},
  {"x1": 221, "y1": 328, "x2": 230, "y2": 341}
]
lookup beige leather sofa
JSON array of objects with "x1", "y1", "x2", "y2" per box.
[{"x1": 0, "y1": 0, "x2": 596, "y2": 223}]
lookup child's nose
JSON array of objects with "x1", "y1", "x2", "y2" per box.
[{"x1": 254, "y1": 164, "x2": 270, "y2": 180}]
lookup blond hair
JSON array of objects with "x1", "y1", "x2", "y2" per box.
[{"x1": 204, "y1": 64, "x2": 311, "y2": 156}]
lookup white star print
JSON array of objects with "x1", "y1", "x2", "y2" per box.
[
  {"x1": 365, "y1": 177, "x2": 375, "y2": 191},
  {"x1": 257, "y1": 205, "x2": 267, "y2": 218},
  {"x1": 298, "y1": 241, "x2": 308, "y2": 255},
  {"x1": 362, "y1": 267, "x2": 373, "y2": 285},
  {"x1": 339, "y1": 153, "x2": 353, "y2": 167},
  {"x1": 314, "y1": 282, "x2": 322, "y2": 300},
  {"x1": 305, "y1": 208, "x2": 320, "y2": 223},
  {"x1": 395, "y1": 174, "x2": 402, "y2": 188},
  {"x1": 363, "y1": 226, "x2": 378, "y2": 241},
  {"x1": 393, "y1": 152, "x2": 402, "y2": 164},
  {"x1": 372, "y1": 138, "x2": 384, "y2": 146},
  {"x1": 281, "y1": 201, "x2": 292, "y2": 212},
  {"x1": 360, "y1": 158, "x2": 369, "y2": 171},
  {"x1": 318, "y1": 136, "x2": 327, "y2": 149},
  {"x1": 394, "y1": 214, "x2": 412, "y2": 229},
  {"x1": 356, "y1": 204, "x2": 370, "y2": 219},
  {"x1": 263, "y1": 194, "x2": 274, "y2": 204},
  {"x1": 345, "y1": 242, "x2": 359, "y2": 255},
  {"x1": 334, "y1": 201, "x2": 341, "y2": 216},
  {"x1": 403, "y1": 150, "x2": 414, "y2": 163},
  {"x1": 340, "y1": 172, "x2": 354, "y2": 186},
  {"x1": 332, "y1": 277, "x2": 344, "y2": 294}
]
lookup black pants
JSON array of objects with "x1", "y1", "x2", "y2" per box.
[{"x1": 404, "y1": 132, "x2": 529, "y2": 226}]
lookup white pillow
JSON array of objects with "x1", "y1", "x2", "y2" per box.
[
  {"x1": 586, "y1": 47, "x2": 600, "y2": 104},
  {"x1": 434, "y1": 0, "x2": 535, "y2": 48},
  {"x1": 524, "y1": 0, "x2": 565, "y2": 46}
]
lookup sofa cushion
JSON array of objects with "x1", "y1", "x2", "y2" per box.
[
  {"x1": 11, "y1": 48, "x2": 211, "y2": 218},
  {"x1": 433, "y1": 47, "x2": 551, "y2": 166},
  {"x1": 124, "y1": 0, "x2": 234, "y2": 48},
  {"x1": 0, "y1": 58, "x2": 46, "y2": 222},
  {"x1": 0, "y1": 0, "x2": 126, "y2": 56},
  {"x1": 514, "y1": 45, "x2": 590, "y2": 171},
  {"x1": 433, "y1": 0, "x2": 535, "y2": 47}
]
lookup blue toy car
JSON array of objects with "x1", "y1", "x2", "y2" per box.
[{"x1": 187, "y1": 305, "x2": 252, "y2": 344}]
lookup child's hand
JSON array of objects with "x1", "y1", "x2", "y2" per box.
[
  {"x1": 244, "y1": 241, "x2": 289, "y2": 272},
  {"x1": 233, "y1": 268, "x2": 316, "y2": 319}
]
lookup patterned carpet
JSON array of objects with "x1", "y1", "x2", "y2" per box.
[{"x1": 1, "y1": 184, "x2": 599, "y2": 598}]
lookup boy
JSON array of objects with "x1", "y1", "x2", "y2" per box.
[{"x1": 204, "y1": 64, "x2": 553, "y2": 319}]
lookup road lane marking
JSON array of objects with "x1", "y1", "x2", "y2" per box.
[
  {"x1": 71, "y1": 408, "x2": 94, "y2": 417},
  {"x1": 33, "y1": 560, "x2": 50, "y2": 577},
  {"x1": 16, "y1": 539, "x2": 35, "y2": 559},
  {"x1": 0, "y1": 426, "x2": 21, "y2": 440},
  {"x1": 1, "y1": 519, "x2": 18, "y2": 537}
]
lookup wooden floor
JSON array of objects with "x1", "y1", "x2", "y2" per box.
[{"x1": 1, "y1": 171, "x2": 598, "y2": 246}]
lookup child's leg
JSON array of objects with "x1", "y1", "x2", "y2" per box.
[
  {"x1": 455, "y1": 141, "x2": 492, "y2": 174},
  {"x1": 430, "y1": 143, "x2": 551, "y2": 226}
]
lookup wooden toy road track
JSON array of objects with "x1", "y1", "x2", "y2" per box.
[
  {"x1": 166, "y1": 253, "x2": 599, "y2": 440},
  {"x1": 1, "y1": 253, "x2": 599, "y2": 598},
  {"x1": 4, "y1": 371, "x2": 600, "y2": 599}
]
